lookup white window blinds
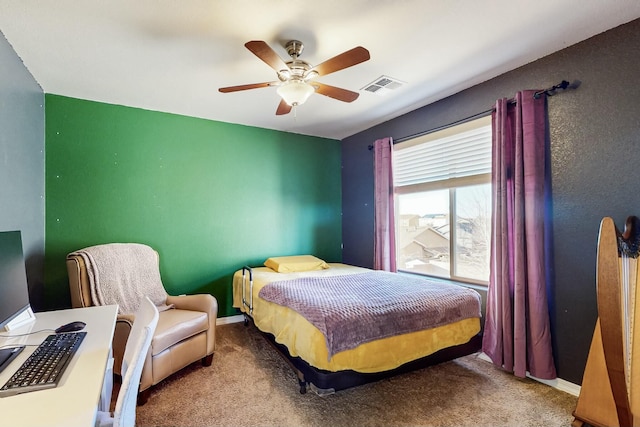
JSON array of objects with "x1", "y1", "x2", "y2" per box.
[{"x1": 394, "y1": 119, "x2": 492, "y2": 188}]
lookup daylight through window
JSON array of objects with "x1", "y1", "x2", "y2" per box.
[{"x1": 393, "y1": 116, "x2": 492, "y2": 285}]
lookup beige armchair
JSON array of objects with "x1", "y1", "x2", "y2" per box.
[{"x1": 66, "y1": 249, "x2": 217, "y2": 405}]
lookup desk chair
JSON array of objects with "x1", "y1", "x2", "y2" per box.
[{"x1": 96, "y1": 296, "x2": 159, "y2": 427}]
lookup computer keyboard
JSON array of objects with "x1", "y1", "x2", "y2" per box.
[{"x1": 0, "y1": 331, "x2": 86, "y2": 397}]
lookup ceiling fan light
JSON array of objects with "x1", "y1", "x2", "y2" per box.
[{"x1": 277, "y1": 80, "x2": 315, "y2": 106}]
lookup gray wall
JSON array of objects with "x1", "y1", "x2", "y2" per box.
[
  {"x1": 0, "y1": 31, "x2": 46, "y2": 311},
  {"x1": 342, "y1": 18, "x2": 640, "y2": 385}
]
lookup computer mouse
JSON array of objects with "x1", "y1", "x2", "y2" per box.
[{"x1": 55, "y1": 321, "x2": 86, "y2": 333}]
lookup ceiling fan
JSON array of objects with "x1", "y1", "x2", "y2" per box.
[{"x1": 218, "y1": 40, "x2": 370, "y2": 115}]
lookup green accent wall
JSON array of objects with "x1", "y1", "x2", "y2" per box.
[{"x1": 44, "y1": 95, "x2": 342, "y2": 316}]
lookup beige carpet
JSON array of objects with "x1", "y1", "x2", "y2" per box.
[{"x1": 134, "y1": 322, "x2": 578, "y2": 427}]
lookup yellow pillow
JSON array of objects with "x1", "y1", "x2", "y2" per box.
[{"x1": 264, "y1": 255, "x2": 329, "y2": 273}]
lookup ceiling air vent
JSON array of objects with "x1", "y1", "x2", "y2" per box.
[{"x1": 362, "y1": 75, "x2": 405, "y2": 96}]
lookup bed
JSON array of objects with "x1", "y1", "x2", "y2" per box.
[{"x1": 232, "y1": 255, "x2": 482, "y2": 394}]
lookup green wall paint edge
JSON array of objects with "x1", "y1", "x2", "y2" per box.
[{"x1": 45, "y1": 95, "x2": 342, "y2": 317}]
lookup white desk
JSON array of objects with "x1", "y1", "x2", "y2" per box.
[{"x1": 0, "y1": 305, "x2": 117, "y2": 427}]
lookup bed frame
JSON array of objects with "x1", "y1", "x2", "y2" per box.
[
  {"x1": 244, "y1": 316, "x2": 482, "y2": 395},
  {"x1": 239, "y1": 266, "x2": 482, "y2": 394}
]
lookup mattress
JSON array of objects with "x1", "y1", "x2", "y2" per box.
[{"x1": 232, "y1": 263, "x2": 481, "y2": 373}]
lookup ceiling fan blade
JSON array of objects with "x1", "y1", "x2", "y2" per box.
[
  {"x1": 245, "y1": 41, "x2": 289, "y2": 72},
  {"x1": 218, "y1": 82, "x2": 277, "y2": 93},
  {"x1": 313, "y1": 82, "x2": 360, "y2": 103},
  {"x1": 276, "y1": 99, "x2": 292, "y2": 115},
  {"x1": 312, "y1": 46, "x2": 370, "y2": 77}
]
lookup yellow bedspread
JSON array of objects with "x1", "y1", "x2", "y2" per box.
[{"x1": 232, "y1": 263, "x2": 481, "y2": 373}]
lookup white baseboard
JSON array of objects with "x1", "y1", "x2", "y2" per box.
[
  {"x1": 216, "y1": 314, "x2": 244, "y2": 325},
  {"x1": 528, "y1": 373, "x2": 581, "y2": 397},
  {"x1": 477, "y1": 352, "x2": 580, "y2": 396}
]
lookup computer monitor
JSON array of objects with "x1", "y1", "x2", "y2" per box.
[{"x1": 0, "y1": 230, "x2": 33, "y2": 331}]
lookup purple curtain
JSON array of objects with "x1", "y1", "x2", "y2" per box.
[
  {"x1": 373, "y1": 137, "x2": 397, "y2": 272},
  {"x1": 481, "y1": 91, "x2": 557, "y2": 379}
]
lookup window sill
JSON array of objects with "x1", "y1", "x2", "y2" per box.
[{"x1": 397, "y1": 269, "x2": 487, "y2": 293}]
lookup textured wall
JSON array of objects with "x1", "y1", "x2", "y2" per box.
[
  {"x1": 342, "y1": 19, "x2": 640, "y2": 384},
  {"x1": 0, "y1": 31, "x2": 46, "y2": 310},
  {"x1": 45, "y1": 95, "x2": 342, "y2": 316}
]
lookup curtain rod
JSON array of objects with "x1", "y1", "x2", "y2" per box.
[{"x1": 368, "y1": 79, "x2": 580, "y2": 149}]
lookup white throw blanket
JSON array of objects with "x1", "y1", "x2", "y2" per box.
[{"x1": 69, "y1": 243, "x2": 169, "y2": 315}]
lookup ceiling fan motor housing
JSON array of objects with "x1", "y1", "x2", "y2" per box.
[
  {"x1": 278, "y1": 40, "x2": 317, "y2": 82},
  {"x1": 284, "y1": 40, "x2": 304, "y2": 58}
]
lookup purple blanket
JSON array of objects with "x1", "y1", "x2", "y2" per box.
[{"x1": 258, "y1": 271, "x2": 481, "y2": 359}]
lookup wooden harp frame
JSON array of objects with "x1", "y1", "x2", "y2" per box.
[{"x1": 573, "y1": 216, "x2": 640, "y2": 427}]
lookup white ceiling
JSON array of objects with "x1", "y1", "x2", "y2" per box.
[{"x1": 1, "y1": 1, "x2": 639, "y2": 140}]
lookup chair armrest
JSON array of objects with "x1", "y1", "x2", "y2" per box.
[
  {"x1": 112, "y1": 314, "x2": 135, "y2": 375},
  {"x1": 166, "y1": 294, "x2": 218, "y2": 354},
  {"x1": 166, "y1": 294, "x2": 217, "y2": 314},
  {"x1": 66, "y1": 256, "x2": 93, "y2": 308}
]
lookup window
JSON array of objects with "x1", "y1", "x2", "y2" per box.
[{"x1": 393, "y1": 116, "x2": 492, "y2": 285}]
